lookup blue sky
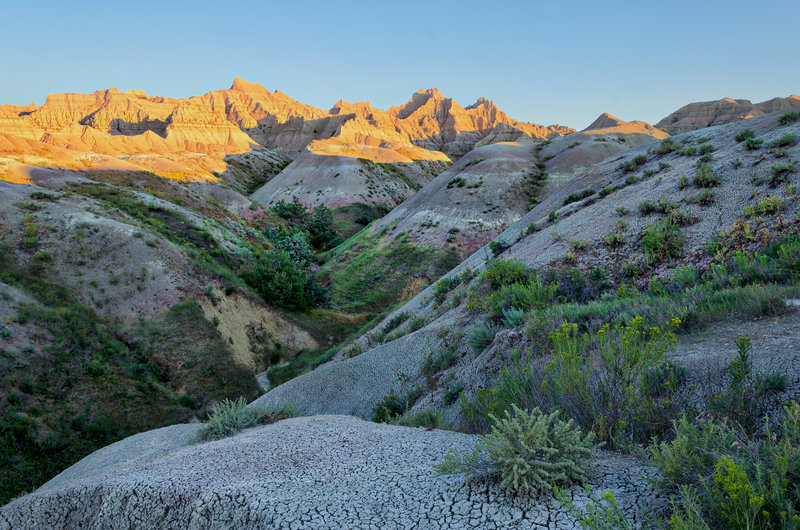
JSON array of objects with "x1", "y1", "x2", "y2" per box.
[{"x1": 2, "y1": 0, "x2": 798, "y2": 129}]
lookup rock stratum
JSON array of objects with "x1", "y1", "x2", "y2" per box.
[
  {"x1": 0, "y1": 416, "x2": 660, "y2": 529},
  {"x1": 655, "y1": 95, "x2": 800, "y2": 134},
  {"x1": 0, "y1": 80, "x2": 573, "y2": 197}
]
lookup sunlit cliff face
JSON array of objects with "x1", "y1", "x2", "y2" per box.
[{"x1": 0, "y1": 79, "x2": 574, "y2": 183}]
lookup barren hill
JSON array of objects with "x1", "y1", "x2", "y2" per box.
[{"x1": 656, "y1": 95, "x2": 800, "y2": 134}]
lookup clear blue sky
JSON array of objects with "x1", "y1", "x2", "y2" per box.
[{"x1": 3, "y1": 0, "x2": 798, "y2": 129}]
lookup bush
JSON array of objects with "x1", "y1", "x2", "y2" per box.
[
  {"x1": 468, "y1": 322, "x2": 500, "y2": 353},
  {"x1": 698, "y1": 143, "x2": 715, "y2": 155},
  {"x1": 770, "y1": 162, "x2": 797, "y2": 186},
  {"x1": 490, "y1": 277, "x2": 559, "y2": 312},
  {"x1": 390, "y1": 408, "x2": 446, "y2": 429},
  {"x1": 744, "y1": 137, "x2": 764, "y2": 150},
  {"x1": 770, "y1": 133, "x2": 797, "y2": 148},
  {"x1": 193, "y1": 397, "x2": 295, "y2": 442},
  {"x1": 641, "y1": 219, "x2": 685, "y2": 262},
  {"x1": 655, "y1": 138, "x2": 680, "y2": 155},
  {"x1": 742, "y1": 195, "x2": 783, "y2": 217},
  {"x1": 434, "y1": 405, "x2": 600, "y2": 494},
  {"x1": 485, "y1": 259, "x2": 531, "y2": 290},
  {"x1": 604, "y1": 231, "x2": 625, "y2": 247},
  {"x1": 619, "y1": 154, "x2": 647, "y2": 172},
  {"x1": 372, "y1": 389, "x2": 407, "y2": 423},
  {"x1": 563, "y1": 188, "x2": 595, "y2": 206},
  {"x1": 779, "y1": 110, "x2": 800, "y2": 125},
  {"x1": 241, "y1": 250, "x2": 323, "y2": 311},
  {"x1": 693, "y1": 163, "x2": 722, "y2": 188},
  {"x1": 697, "y1": 189, "x2": 716, "y2": 206},
  {"x1": 651, "y1": 402, "x2": 800, "y2": 529},
  {"x1": 489, "y1": 239, "x2": 510, "y2": 256},
  {"x1": 501, "y1": 307, "x2": 525, "y2": 327},
  {"x1": 638, "y1": 200, "x2": 656, "y2": 215},
  {"x1": 734, "y1": 128, "x2": 756, "y2": 142}
]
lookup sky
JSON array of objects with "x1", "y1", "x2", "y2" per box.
[{"x1": 2, "y1": 0, "x2": 799, "y2": 129}]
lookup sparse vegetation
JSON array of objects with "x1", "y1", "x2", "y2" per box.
[
  {"x1": 640, "y1": 218, "x2": 685, "y2": 261},
  {"x1": 770, "y1": 133, "x2": 797, "y2": 148},
  {"x1": 193, "y1": 398, "x2": 296, "y2": 442},
  {"x1": 435, "y1": 405, "x2": 599, "y2": 494},
  {"x1": 778, "y1": 110, "x2": 800, "y2": 125},
  {"x1": 734, "y1": 128, "x2": 756, "y2": 142},
  {"x1": 563, "y1": 188, "x2": 595, "y2": 206}
]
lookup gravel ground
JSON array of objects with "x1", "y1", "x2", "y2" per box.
[{"x1": 0, "y1": 416, "x2": 660, "y2": 529}]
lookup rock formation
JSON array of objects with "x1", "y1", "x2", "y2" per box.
[{"x1": 656, "y1": 95, "x2": 800, "y2": 134}]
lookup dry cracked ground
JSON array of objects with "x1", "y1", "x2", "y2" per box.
[{"x1": 0, "y1": 416, "x2": 660, "y2": 529}]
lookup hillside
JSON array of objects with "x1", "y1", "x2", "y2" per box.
[
  {"x1": 656, "y1": 95, "x2": 800, "y2": 134},
  {"x1": 255, "y1": 109, "x2": 800, "y2": 418},
  {"x1": 2, "y1": 94, "x2": 799, "y2": 529}
]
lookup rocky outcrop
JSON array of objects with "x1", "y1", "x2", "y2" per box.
[
  {"x1": 0, "y1": 80, "x2": 570, "y2": 185},
  {"x1": 389, "y1": 89, "x2": 573, "y2": 157},
  {"x1": 0, "y1": 416, "x2": 660, "y2": 529},
  {"x1": 656, "y1": 95, "x2": 800, "y2": 134}
]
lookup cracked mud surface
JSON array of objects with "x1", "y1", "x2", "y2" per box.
[{"x1": 1, "y1": 416, "x2": 659, "y2": 529}]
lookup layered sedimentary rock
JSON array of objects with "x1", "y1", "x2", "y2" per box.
[
  {"x1": 0, "y1": 79, "x2": 572, "y2": 185},
  {"x1": 656, "y1": 95, "x2": 800, "y2": 134}
]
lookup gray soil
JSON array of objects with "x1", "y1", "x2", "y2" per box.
[{"x1": 0, "y1": 416, "x2": 660, "y2": 529}]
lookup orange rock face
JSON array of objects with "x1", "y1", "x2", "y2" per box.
[{"x1": 0, "y1": 79, "x2": 573, "y2": 183}]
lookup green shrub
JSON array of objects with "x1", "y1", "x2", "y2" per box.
[
  {"x1": 697, "y1": 189, "x2": 716, "y2": 206},
  {"x1": 555, "y1": 487, "x2": 635, "y2": 530},
  {"x1": 382, "y1": 311, "x2": 410, "y2": 335},
  {"x1": 638, "y1": 200, "x2": 656, "y2": 215},
  {"x1": 501, "y1": 307, "x2": 525, "y2": 327},
  {"x1": 651, "y1": 402, "x2": 800, "y2": 529},
  {"x1": 655, "y1": 138, "x2": 680, "y2": 155},
  {"x1": 193, "y1": 397, "x2": 295, "y2": 442},
  {"x1": 372, "y1": 389, "x2": 407, "y2": 423},
  {"x1": 693, "y1": 163, "x2": 721, "y2": 187},
  {"x1": 698, "y1": 143, "x2": 715, "y2": 155},
  {"x1": 734, "y1": 128, "x2": 756, "y2": 142},
  {"x1": 468, "y1": 322, "x2": 500, "y2": 353},
  {"x1": 484, "y1": 259, "x2": 531, "y2": 289},
  {"x1": 569, "y1": 238, "x2": 589, "y2": 251},
  {"x1": 770, "y1": 133, "x2": 797, "y2": 148},
  {"x1": 421, "y1": 349, "x2": 457, "y2": 378},
  {"x1": 599, "y1": 186, "x2": 618, "y2": 197},
  {"x1": 649, "y1": 415, "x2": 736, "y2": 488},
  {"x1": 443, "y1": 378, "x2": 464, "y2": 405},
  {"x1": 641, "y1": 219, "x2": 685, "y2": 262},
  {"x1": 408, "y1": 315, "x2": 425, "y2": 332},
  {"x1": 604, "y1": 231, "x2": 625, "y2": 247},
  {"x1": 390, "y1": 407, "x2": 446, "y2": 429},
  {"x1": 624, "y1": 174, "x2": 641, "y2": 185},
  {"x1": 619, "y1": 154, "x2": 647, "y2": 172},
  {"x1": 241, "y1": 250, "x2": 323, "y2": 311},
  {"x1": 742, "y1": 195, "x2": 783, "y2": 217},
  {"x1": 489, "y1": 239, "x2": 510, "y2": 256},
  {"x1": 778, "y1": 110, "x2": 800, "y2": 125},
  {"x1": 744, "y1": 137, "x2": 764, "y2": 150},
  {"x1": 771, "y1": 162, "x2": 797, "y2": 185},
  {"x1": 490, "y1": 277, "x2": 559, "y2": 312},
  {"x1": 434, "y1": 405, "x2": 599, "y2": 494},
  {"x1": 563, "y1": 188, "x2": 595, "y2": 206}
]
